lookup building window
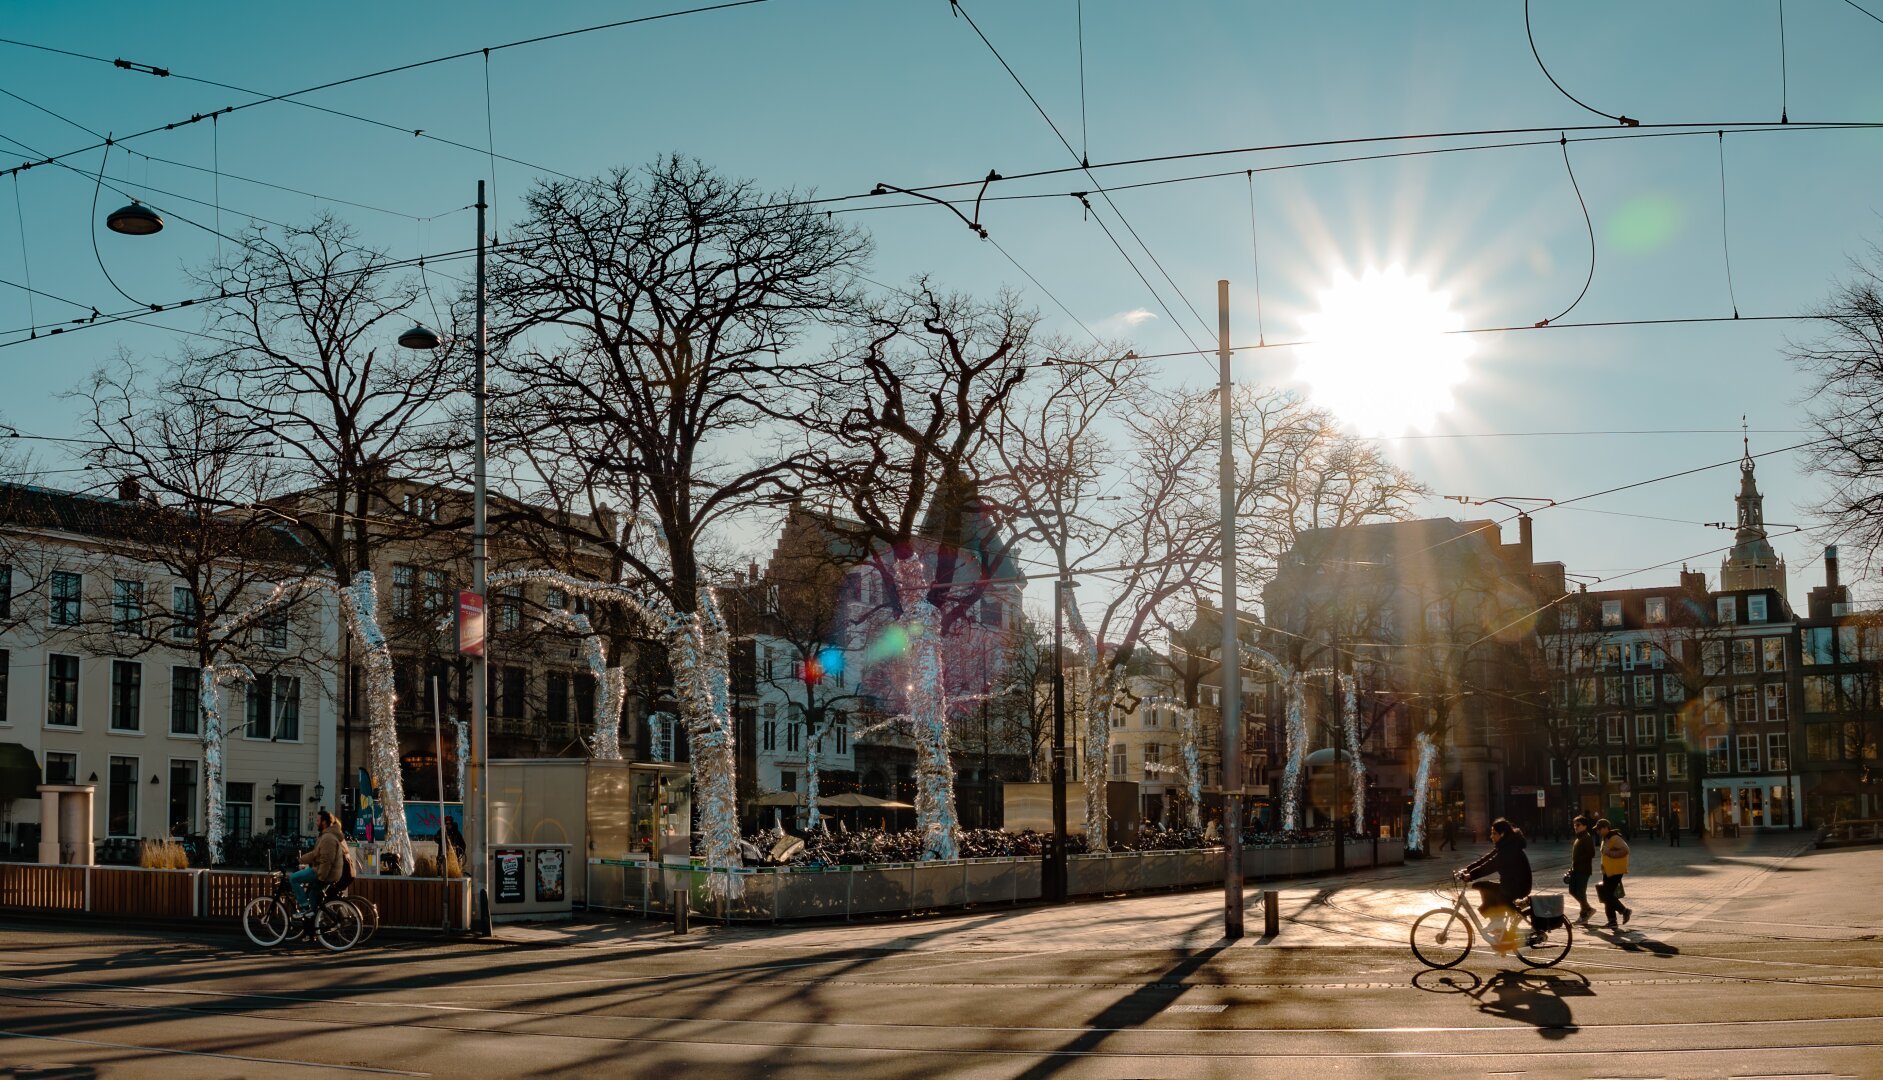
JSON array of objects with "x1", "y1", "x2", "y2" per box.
[
  {"x1": 1717, "y1": 597, "x2": 1736, "y2": 624},
  {"x1": 0, "y1": 564, "x2": 10, "y2": 620},
  {"x1": 0, "y1": 648, "x2": 8, "y2": 724},
  {"x1": 1664, "y1": 712, "x2": 1683, "y2": 744},
  {"x1": 779, "y1": 771, "x2": 796, "y2": 793},
  {"x1": 110, "y1": 660, "x2": 142, "y2": 731},
  {"x1": 262, "y1": 612, "x2": 289, "y2": 650},
  {"x1": 392, "y1": 564, "x2": 416, "y2": 618},
  {"x1": 497, "y1": 586, "x2": 522, "y2": 632},
  {"x1": 172, "y1": 586, "x2": 198, "y2": 640},
  {"x1": 423, "y1": 569, "x2": 449, "y2": 616},
  {"x1": 1549, "y1": 758, "x2": 1564, "y2": 785},
  {"x1": 496, "y1": 666, "x2": 526, "y2": 719},
  {"x1": 1559, "y1": 607, "x2": 1579, "y2": 630},
  {"x1": 1748, "y1": 595, "x2": 1768, "y2": 623},
  {"x1": 1733, "y1": 687, "x2": 1759, "y2": 727},
  {"x1": 545, "y1": 587, "x2": 567, "y2": 611},
  {"x1": 1666, "y1": 752, "x2": 1688, "y2": 780},
  {"x1": 1145, "y1": 742, "x2": 1162, "y2": 765},
  {"x1": 1767, "y1": 732, "x2": 1789, "y2": 771},
  {"x1": 1636, "y1": 753, "x2": 1659, "y2": 783},
  {"x1": 786, "y1": 722, "x2": 801, "y2": 753},
  {"x1": 1762, "y1": 638, "x2": 1786, "y2": 672},
  {"x1": 44, "y1": 751, "x2": 77, "y2": 785},
  {"x1": 47, "y1": 654, "x2": 79, "y2": 727},
  {"x1": 245, "y1": 674, "x2": 301, "y2": 740},
  {"x1": 762, "y1": 719, "x2": 777, "y2": 751},
  {"x1": 1732, "y1": 639, "x2": 1757, "y2": 674},
  {"x1": 573, "y1": 675, "x2": 595, "y2": 726},
  {"x1": 170, "y1": 667, "x2": 200, "y2": 735},
  {"x1": 835, "y1": 722, "x2": 848, "y2": 755},
  {"x1": 1606, "y1": 715, "x2": 1625, "y2": 743},
  {"x1": 1578, "y1": 756, "x2": 1599, "y2": 784},
  {"x1": 1635, "y1": 715, "x2": 1657, "y2": 746},
  {"x1": 978, "y1": 598, "x2": 1004, "y2": 628},
  {"x1": 1633, "y1": 675, "x2": 1655, "y2": 705},
  {"x1": 274, "y1": 785, "x2": 302, "y2": 837},
  {"x1": 1662, "y1": 675, "x2": 1684, "y2": 703},
  {"x1": 1703, "y1": 685, "x2": 1728, "y2": 726},
  {"x1": 1112, "y1": 742, "x2": 1128, "y2": 778},
  {"x1": 49, "y1": 571, "x2": 81, "y2": 626},
  {"x1": 1645, "y1": 596, "x2": 1667, "y2": 624},
  {"x1": 1763, "y1": 684, "x2": 1787, "y2": 724},
  {"x1": 1424, "y1": 598, "x2": 1450, "y2": 632},
  {"x1": 1703, "y1": 641, "x2": 1726, "y2": 676},
  {"x1": 1604, "y1": 677, "x2": 1624, "y2": 705},
  {"x1": 227, "y1": 782, "x2": 253, "y2": 840},
  {"x1": 546, "y1": 672, "x2": 570, "y2": 726},
  {"x1": 1802, "y1": 627, "x2": 1834, "y2": 666},
  {"x1": 112, "y1": 579, "x2": 143, "y2": 634},
  {"x1": 1608, "y1": 755, "x2": 1627, "y2": 781},
  {"x1": 108, "y1": 756, "x2": 138, "y2": 837},
  {"x1": 1706, "y1": 736, "x2": 1729, "y2": 774},
  {"x1": 1737, "y1": 733, "x2": 1761, "y2": 772},
  {"x1": 168, "y1": 760, "x2": 199, "y2": 835},
  {"x1": 1601, "y1": 600, "x2": 1622, "y2": 628}
]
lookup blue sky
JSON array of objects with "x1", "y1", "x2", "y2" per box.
[{"x1": 4, "y1": 1, "x2": 1882, "y2": 597}]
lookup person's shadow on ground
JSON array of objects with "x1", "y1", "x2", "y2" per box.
[{"x1": 1469, "y1": 969, "x2": 1591, "y2": 1039}]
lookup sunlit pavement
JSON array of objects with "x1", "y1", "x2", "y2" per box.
[{"x1": 3, "y1": 833, "x2": 1879, "y2": 1078}]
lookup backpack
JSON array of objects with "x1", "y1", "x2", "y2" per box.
[{"x1": 335, "y1": 836, "x2": 356, "y2": 888}]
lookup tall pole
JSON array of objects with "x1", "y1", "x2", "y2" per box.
[
  {"x1": 432, "y1": 676, "x2": 449, "y2": 932},
  {"x1": 469, "y1": 181, "x2": 491, "y2": 935},
  {"x1": 1219, "y1": 279, "x2": 1244, "y2": 940},
  {"x1": 1048, "y1": 576, "x2": 1069, "y2": 903}
]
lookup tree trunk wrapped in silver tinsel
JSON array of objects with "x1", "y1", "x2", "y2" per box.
[
  {"x1": 1240, "y1": 644, "x2": 1310, "y2": 829},
  {"x1": 1059, "y1": 590, "x2": 1115, "y2": 850},
  {"x1": 1337, "y1": 671, "x2": 1366, "y2": 828},
  {"x1": 1409, "y1": 731, "x2": 1439, "y2": 851},
  {"x1": 543, "y1": 607, "x2": 625, "y2": 761},
  {"x1": 199, "y1": 664, "x2": 250, "y2": 865},
  {"x1": 1179, "y1": 703, "x2": 1203, "y2": 829},
  {"x1": 667, "y1": 587, "x2": 744, "y2": 896},
  {"x1": 646, "y1": 712, "x2": 674, "y2": 762},
  {"x1": 339, "y1": 571, "x2": 413, "y2": 874},
  {"x1": 894, "y1": 557, "x2": 959, "y2": 861}
]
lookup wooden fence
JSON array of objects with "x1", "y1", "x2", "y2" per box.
[{"x1": 0, "y1": 863, "x2": 468, "y2": 929}]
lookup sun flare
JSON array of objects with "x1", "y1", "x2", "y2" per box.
[{"x1": 1296, "y1": 267, "x2": 1472, "y2": 437}]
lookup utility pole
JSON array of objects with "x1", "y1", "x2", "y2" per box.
[
  {"x1": 1219, "y1": 279, "x2": 1244, "y2": 940},
  {"x1": 468, "y1": 181, "x2": 491, "y2": 935},
  {"x1": 1047, "y1": 575, "x2": 1070, "y2": 903}
]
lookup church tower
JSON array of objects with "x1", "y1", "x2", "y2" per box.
[{"x1": 1719, "y1": 429, "x2": 1787, "y2": 598}]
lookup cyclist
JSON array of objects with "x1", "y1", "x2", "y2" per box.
[
  {"x1": 1455, "y1": 817, "x2": 1533, "y2": 955},
  {"x1": 289, "y1": 809, "x2": 347, "y2": 927}
]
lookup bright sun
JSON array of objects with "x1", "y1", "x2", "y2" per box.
[{"x1": 1296, "y1": 267, "x2": 1472, "y2": 437}]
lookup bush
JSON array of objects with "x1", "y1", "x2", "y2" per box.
[{"x1": 137, "y1": 838, "x2": 190, "y2": 869}]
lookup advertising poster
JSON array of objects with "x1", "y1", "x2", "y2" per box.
[
  {"x1": 494, "y1": 849, "x2": 525, "y2": 903},
  {"x1": 535, "y1": 848, "x2": 566, "y2": 902}
]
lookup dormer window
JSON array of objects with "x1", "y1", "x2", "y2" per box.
[
  {"x1": 1748, "y1": 595, "x2": 1768, "y2": 623},
  {"x1": 1601, "y1": 600, "x2": 1622, "y2": 628},
  {"x1": 1645, "y1": 597, "x2": 1666, "y2": 625},
  {"x1": 1717, "y1": 597, "x2": 1736, "y2": 624}
]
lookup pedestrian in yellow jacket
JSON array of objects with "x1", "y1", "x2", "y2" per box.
[{"x1": 1595, "y1": 818, "x2": 1633, "y2": 927}]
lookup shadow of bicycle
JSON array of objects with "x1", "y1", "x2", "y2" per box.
[{"x1": 1410, "y1": 967, "x2": 1592, "y2": 1040}]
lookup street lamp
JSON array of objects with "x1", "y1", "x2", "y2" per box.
[
  {"x1": 399, "y1": 180, "x2": 490, "y2": 935},
  {"x1": 105, "y1": 201, "x2": 164, "y2": 236},
  {"x1": 1047, "y1": 575, "x2": 1077, "y2": 903},
  {"x1": 1217, "y1": 278, "x2": 1244, "y2": 941}
]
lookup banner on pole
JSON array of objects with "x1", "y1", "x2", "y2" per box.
[{"x1": 457, "y1": 591, "x2": 486, "y2": 656}]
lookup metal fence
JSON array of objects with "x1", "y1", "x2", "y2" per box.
[{"x1": 590, "y1": 840, "x2": 1404, "y2": 923}]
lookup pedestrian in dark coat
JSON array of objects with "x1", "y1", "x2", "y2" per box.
[
  {"x1": 1438, "y1": 815, "x2": 1458, "y2": 852},
  {"x1": 1667, "y1": 807, "x2": 1682, "y2": 847},
  {"x1": 1567, "y1": 815, "x2": 1596, "y2": 921}
]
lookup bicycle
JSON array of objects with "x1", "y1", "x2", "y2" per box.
[
  {"x1": 241, "y1": 871, "x2": 363, "y2": 952},
  {"x1": 344, "y1": 893, "x2": 381, "y2": 943},
  {"x1": 1410, "y1": 874, "x2": 1573, "y2": 970}
]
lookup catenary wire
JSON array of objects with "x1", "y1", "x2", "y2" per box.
[
  {"x1": 1538, "y1": 136, "x2": 1595, "y2": 326},
  {"x1": 1716, "y1": 133, "x2": 1741, "y2": 318},
  {"x1": 1778, "y1": 0, "x2": 1790, "y2": 124},
  {"x1": 1523, "y1": 0, "x2": 1637, "y2": 126},
  {"x1": 1844, "y1": 0, "x2": 1883, "y2": 25}
]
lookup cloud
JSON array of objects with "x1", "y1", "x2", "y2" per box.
[{"x1": 1112, "y1": 308, "x2": 1158, "y2": 326}]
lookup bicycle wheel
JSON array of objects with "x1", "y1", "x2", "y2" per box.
[
  {"x1": 346, "y1": 896, "x2": 381, "y2": 943},
  {"x1": 242, "y1": 896, "x2": 291, "y2": 947},
  {"x1": 1515, "y1": 920, "x2": 1573, "y2": 968},
  {"x1": 315, "y1": 899, "x2": 363, "y2": 953},
  {"x1": 1411, "y1": 908, "x2": 1474, "y2": 969}
]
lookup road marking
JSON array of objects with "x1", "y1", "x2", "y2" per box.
[
  {"x1": 1165, "y1": 1004, "x2": 1227, "y2": 1013},
  {"x1": 0, "y1": 1030, "x2": 429, "y2": 1075}
]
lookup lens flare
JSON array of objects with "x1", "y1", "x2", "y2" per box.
[{"x1": 1296, "y1": 267, "x2": 1472, "y2": 436}]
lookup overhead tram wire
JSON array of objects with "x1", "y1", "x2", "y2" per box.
[
  {"x1": 1523, "y1": 0, "x2": 1638, "y2": 126},
  {"x1": 1535, "y1": 135, "x2": 1596, "y2": 327},
  {"x1": 1844, "y1": 0, "x2": 1883, "y2": 25},
  {"x1": 985, "y1": 234, "x2": 1103, "y2": 347},
  {"x1": 1717, "y1": 133, "x2": 1742, "y2": 318},
  {"x1": 949, "y1": 0, "x2": 1213, "y2": 353}
]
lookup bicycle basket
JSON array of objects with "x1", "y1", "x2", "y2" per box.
[{"x1": 1529, "y1": 892, "x2": 1565, "y2": 930}]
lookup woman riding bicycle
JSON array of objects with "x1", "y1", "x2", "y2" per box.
[{"x1": 1456, "y1": 817, "x2": 1532, "y2": 954}]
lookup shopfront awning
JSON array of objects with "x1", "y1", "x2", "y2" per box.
[{"x1": 0, "y1": 743, "x2": 40, "y2": 801}]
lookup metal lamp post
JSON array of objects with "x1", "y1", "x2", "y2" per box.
[
  {"x1": 399, "y1": 181, "x2": 490, "y2": 935},
  {"x1": 1047, "y1": 575, "x2": 1075, "y2": 903},
  {"x1": 1218, "y1": 279, "x2": 1244, "y2": 941}
]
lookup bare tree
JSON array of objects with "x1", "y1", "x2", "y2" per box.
[{"x1": 1789, "y1": 243, "x2": 1883, "y2": 572}]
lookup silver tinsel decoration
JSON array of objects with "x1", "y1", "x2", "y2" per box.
[
  {"x1": 1337, "y1": 671, "x2": 1366, "y2": 828},
  {"x1": 666, "y1": 587, "x2": 744, "y2": 897},
  {"x1": 1240, "y1": 644, "x2": 1309, "y2": 830},
  {"x1": 340, "y1": 571, "x2": 413, "y2": 874},
  {"x1": 540, "y1": 605, "x2": 625, "y2": 761},
  {"x1": 1409, "y1": 731, "x2": 1438, "y2": 851},
  {"x1": 646, "y1": 712, "x2": 674, "y2": 762},
  {"x1": 1142, "y1": 694, "x2": 1205, "y2": 831},
  {"x1": 454, "y1": 716, "x2": 468, "y2": 801},
  {"x1": 895, "y1": 557, "x2": 959, "y2": 861}
]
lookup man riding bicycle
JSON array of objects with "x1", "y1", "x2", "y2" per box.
[
  {"x1": 289, "y1": 809, "x2": 347, "y2": 923},
  {"x1": 1455, "y1": 817, "x2": 1533, "y2": 955}
]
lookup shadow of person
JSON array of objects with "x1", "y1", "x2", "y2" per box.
[
  {"x1": 1469, "y1": 969, "x2": 1586, "y2": 1040},
  {"x1": 1410, "y1": 967, "x2": 1481, "y2": 995}
]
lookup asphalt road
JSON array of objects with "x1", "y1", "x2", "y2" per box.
[{"x1": 3, "y1": 836, "x2": 1879, "y2": 1079}]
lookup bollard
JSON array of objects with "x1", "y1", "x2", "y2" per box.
[
  {"x1": 1263, "y1": 889, "x2": 1280, "y2": 936},
  {"x1": 673, "y1": 889, "x2": 690, "y2": 934}
]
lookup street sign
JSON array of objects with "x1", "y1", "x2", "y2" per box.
[
  {"x1": 1536, "y1": 790, "x2": 1547, "y2": 807},
  {"x1": 457, "y1": 590, "x2": 486, "y2": 656}
]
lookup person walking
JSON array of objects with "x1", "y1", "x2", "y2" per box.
[
  {"x1": 1438, "y1": 815, "x2": 1458, "y2": 852},
  {"x1": 1667, "y1": 806, "x2": 1682, "y2": 847},
  {"x1": 1567, "y1": 814, "x2": 1596, "y2": 922},
  {"x1": 1595, "y1": 817, "x2": 1633, "y2": 928}
]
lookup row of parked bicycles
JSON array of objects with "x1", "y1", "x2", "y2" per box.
[{"x1": 240, "y1": 870, "x2": 381, "y2": 952}]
